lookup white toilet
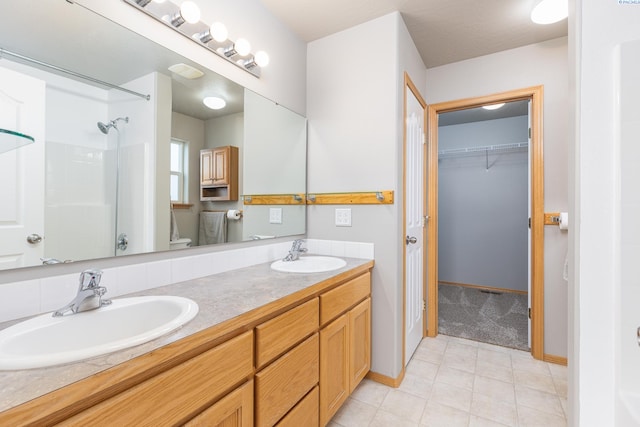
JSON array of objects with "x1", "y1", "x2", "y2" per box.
[{"x1": 169, "y1": 237, "x2": 192, "y2": 250}]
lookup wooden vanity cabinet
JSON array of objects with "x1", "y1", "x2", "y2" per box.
[
  {"x1": 0, "y1": 263, "x2": 373, "y2": 427},
  {"x1": 200, "y1": 146, "x2": 238, "y2": 201},
  {"x1": 319, "y1": 272, "x2": 372, "y2": 426},
  {"x1": 59, "y1": 331, "x2": 254, "y2": 426}
]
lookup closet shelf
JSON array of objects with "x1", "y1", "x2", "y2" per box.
[{"x1": 438, "y1": 141, "x2": 528, "y2": 159}]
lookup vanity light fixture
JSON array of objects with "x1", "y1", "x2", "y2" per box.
[
  {"x1": 203, "y1": 96, "x2": 226, "y2": 110},
  {"x1": 482, "y1": 103, "x2": 505, "y2": 110},
  {"x1": 530, "y1": 0, "x2": 568, "y2": 24},
  {"x1": 124, "y1": 0, "x2": 269, "y2": 78},
  {"x1": 169, "y1": 1, "x2": 201, "y2": 27}
]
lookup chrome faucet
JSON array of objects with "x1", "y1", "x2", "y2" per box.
[
  {"x1": 53, "y1": 269, "x2": 111, "y2": 317},
  {"x1": 283, "y1": 239, "x2": 308, "y2": 261}
]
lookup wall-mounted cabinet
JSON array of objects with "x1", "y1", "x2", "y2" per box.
[{"x1": 200, "y1": 146, "x2": 238, "y2": 201}]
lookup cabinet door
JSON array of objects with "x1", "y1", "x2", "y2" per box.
[
  {"x1": 212, "y1": 147, "x2": 229, "y2": 184},
  {"x1": 319, "y1": 313, "x2": 349, "y2": 426},
  {"x1": 349, "y1": 298, "x2": 371, "y2": 393},
  {"x1": 201, "y1": 149, "x2": 214, "y2": 185},
  {"x1": 185, "y1": 380, "x2": 253, "y2": 427}
]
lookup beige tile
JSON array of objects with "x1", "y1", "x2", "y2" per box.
[
  {"x1": 475, "y1": 360, "x2": 514, "y2": 384},
  {"x1": 477, "y1": 348, "x2": 513, "y2": 368},
  {"x1": 447, "y1": 335, "x2": 480, "y2": 347},
  {"x1": 327, "y1": 422, "x2": 343, "y2": 427},
  {"x1": 430, "y1": 381, "x2": 473, "y2": 412},
  {"x1": 469, "y1": 415, "x2": 511, "y2": 427},
  {"x1": 442, "y1": 351, "x2": 477, "y2": 374},
  {"x1": 413, "y1": 345, "x2": 445, "y2": 364},
  {"x1": 473, "y1": 376, "x2": 516, "y2": 404},
  {"x1": 547, "y1": 362, "x2": 568, "y2": 379},
  {"x1": 560, "y1": 397, "x2": 568, "y2": 418},
  {"x1": 399, "y1": 373, "x2": 434, "y2": 399},
  {"x1": 419, "y1": 337, "x2": 448, "y2": 354},
  {"x1": 515, "y1": 385, "x2": 564, "y2": 417},
  {"x1": 553, "y1": 376, "x2": 568, "y2": 398},
  {"x1": 435, "y1": 365, "x2": 475, "y2": 390},
  {"x1": 470, "y1": 393, "x2": 518, "y2": 426},
  {"x1": 518, "y1": 405, "x2": 567, "y2": 427},
  {"x1": 478, "y1": 341, "x2": 515, "y2": 353},
  {"x1": 514, "y1": 370, "x2": 557, "y2": 394},
  {"x1": 350, "y1": 379, "x2": 390, "y2": 407},
  {"x1": 512, "y1": 354, "x2": 552, "y2": 376},
  {"x1": 406, "y1": 358, "x2": 440, "y2": 381},
  {"x1": 331, "y1": 397, "x2": 377, "y2": 427},
  {"x1": 379, "y1": 389, "x2": 427, "y2": 423},
  {"x1": 445, "y1": 341, "x2": 479, "y2": 358},
  {"x1": 420, "y1": 400, "x2": 470, "y2": 427},
  {"x1": 370, "y1": 409, "x2": 421, "y2": 427}
]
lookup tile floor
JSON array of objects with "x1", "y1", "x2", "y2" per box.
[{"x1": 328, "y1": 334, "x2": 567, "y2": 427}]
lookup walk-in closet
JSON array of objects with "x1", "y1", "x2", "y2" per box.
[{"x1": 437, "y1": 100, "x2": 530, "y2": 351}]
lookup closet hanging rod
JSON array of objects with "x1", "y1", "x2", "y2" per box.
[
  {"x1": 438, "y1": 141, "x2": 528, "y2": 157},
  {"x1": 0, "y1": 48, "x2": 151, "y2": 101}
]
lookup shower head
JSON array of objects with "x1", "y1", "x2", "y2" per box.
[{"x1": 97, "y1": 117, "x2": 129, "y2": 134}]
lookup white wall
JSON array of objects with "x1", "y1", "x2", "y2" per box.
[
  {"x1": 307, "y1": 12, "x2": 426, "y2": 379},
  {"x1": 570, "y1": 1, "x2": 640, "y2": 426},
  {"x1": 426, "y1": 37, "x2": 569, "y2": 358},
  {"x1": 438, "y1": 116, "x2": 528, "y2": 292}
]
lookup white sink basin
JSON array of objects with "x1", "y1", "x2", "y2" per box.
[
  {"x1": 271, "y1": 256, "x2": 347, "y2": 273},
  {"x1": 0, "y1": 296, "x2": 198, "y2": 370}
]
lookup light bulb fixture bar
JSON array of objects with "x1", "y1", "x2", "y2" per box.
[{"x1": 123, "y1": 0, "x2": 269, "y2": 78}]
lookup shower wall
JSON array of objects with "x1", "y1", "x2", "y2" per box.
[{"x1": 617, "y1": 38, "x2": 640, "y2": 424}]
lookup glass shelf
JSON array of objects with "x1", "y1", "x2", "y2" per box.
[{"x1": 0, "y1": 128, "x2": 35, "y2": 154}]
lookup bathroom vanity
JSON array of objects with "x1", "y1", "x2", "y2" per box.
[{"x1": 0, "y1": 258, "x2": 373, "y2": 426}]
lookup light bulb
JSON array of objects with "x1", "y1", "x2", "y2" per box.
[
  {"x1": 153, "y1": 0, "x2": 167, "y2": 3},
  {"x1": 234, "y1": 38, "x2": 251, "y2": 56},
  {"x1": 254, "y1": 51, "x2": 270, "y2": 67},
  {"x1": 482, "y1": 103, "x2": 505, "y2": 110},
  {"x1": 531, "y1": 0, "x2": 568, "y2": 24},
  {"x1": 203, "y1": 96, "x2": 226, "y2": 110},
  {"x1": 180, "y1": 1, "x2": 200, "y2": 24},
  {"x1": 210, "y1": 22, "x2": 228, "y2": 42}
]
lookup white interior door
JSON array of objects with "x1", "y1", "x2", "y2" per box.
[
  {"x1": 0, "y1": 65, "x2": 45, "y2": 269},
  {"x1": 405, "y1": 82, "x2": 426, "y2": 365}
]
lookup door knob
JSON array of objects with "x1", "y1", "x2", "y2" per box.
[
  {"x1": 26, "y1": 234, "x2": 43, "y2": 244},
  {"x1": 406, "y1": 235, "x2": 417, "y2": 245}
]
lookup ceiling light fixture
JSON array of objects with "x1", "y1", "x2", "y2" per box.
[
  {"x1": 531, "y1": 0, "x2": 568, "y2": 25},
  {"x1": 124, "y1": 0, "x2": 269, "y2": 78},
  {"x1": 203, "y1": 96, "x2": 226, "y2": 110},
  {"x1": 482, "y1": 103, "x2": 505, "y2": 110}
]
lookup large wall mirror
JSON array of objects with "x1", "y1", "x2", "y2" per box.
[{"x1": 0, "y1": 0, "x2": 306, "y2": 272}]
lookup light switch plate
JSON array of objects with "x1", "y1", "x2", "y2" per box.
[
  {"x1": 335, "y1": 208, "x2": 352, "y2": 227},
  {"x1": 269, "y1": 208, "x2": 282, "y2": 224}
]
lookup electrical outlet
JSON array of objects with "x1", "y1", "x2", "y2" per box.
[
  {"x1": 335, "y1": 208, "x2": 352, "y2": 227},
  {"x1": 269, "y1": 208, "x2": 282, "y2": 224}
]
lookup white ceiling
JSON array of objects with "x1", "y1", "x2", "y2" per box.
[{"x1": 258, "y1": 0, "x2": 568, "y2": 68}]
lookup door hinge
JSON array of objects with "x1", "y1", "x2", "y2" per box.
[
  {"x1": 528, "y1": 127, "x2": 532, "y2": 139},
  {"x1": 528, "y1": 308, "x2": 531, "y2": 319},
  {"x1": 528, "y1": 217, "x2": 531, "y2": 229},
  {"x1": 422, "y1": 300, "x2": 426, "y2": 311}
]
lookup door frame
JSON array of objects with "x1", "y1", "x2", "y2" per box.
[
  {"x1": 402, "y1": 72, "x2": 428, "y2": 368},
  {"x1": 425, "y1": 86, "x2": 545, "y2": 360}
]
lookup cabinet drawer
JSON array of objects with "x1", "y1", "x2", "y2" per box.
[
  {"x1": 320, "y1": 272, "x2": 371, "y2": 325},
  {"x1": 255, "y1": 333, "x2": 319, "y2": 427},
  {"x1": 275, "y1": 386, "x2": 319, "y2": 427},
  {"x1": 185, "y1": 380, "x2": 253, "y2": 426},
  {"x1": 256, "y1": 298, "x2": 319, "y2": 369},
  {"x1": 60, "y1": 331, "x2": 253, "y2": 426}
]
